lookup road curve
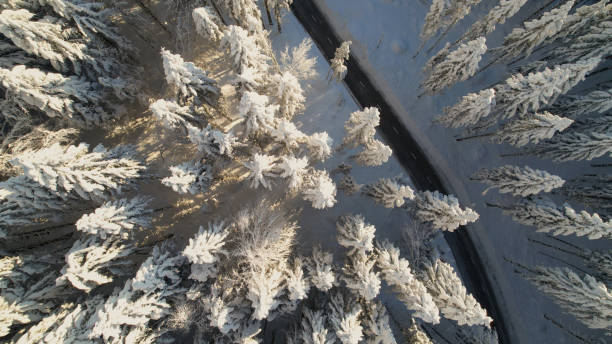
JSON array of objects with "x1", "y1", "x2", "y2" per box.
[{"x1": 290, "y1": 1, "x2": 511, "y2": 343}]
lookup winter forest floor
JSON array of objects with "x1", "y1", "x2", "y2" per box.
[{"x1": 309, "y1": 0, "x2": 611, "y2": 343}]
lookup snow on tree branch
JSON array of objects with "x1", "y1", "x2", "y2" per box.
[
  {"x1": 278, "y1": 155, "x2": 308, "y2": 190},
  {"x1": 246, "y1": 267, "x2": 284, "y2": 320},
  {"x1": 306, "y1": 131, "x2": 333, "y2": 161},
  {"x1": 422, "y1": 37, "x2": 487, "y2": 95},
  {"x1": 336, "y1": 214, "x2": 376, "y2": 255},
  {"x1": 75, "y1": 197, "x2": 152, "y2": 239},
  {"x1": 243, "y1": 153, "x2": 277, "y2": 189},
  {"x1": 193, "y1": 7, "x2": 223, "y2": 41},
  {"x1": 343, "y1": 107, "x2": 380, "y2": 148},
  {"x1": 472, "y1": 165, "x2": 564, "y2": 197},
  {"x1": 280, "y1": 38, "x2": 318, "y2": 81},
  {"x1": 461, "y1": 0, "x2": 528, "y2": 44},
  {"x1": 239, "y1": 91, "x2": 278, "y2": 136},
  {"x1": 329, "y1": 41, "x2": 351, "y2": 82},
  {"x1": 183, "y1": 222, "x2": 228, "y2": 282},
  {"x1": 161, "y1": 48, "x2": 220, "y2": 106},
  {"x1": 273, "y1": 71, "x2": 305, "y2": 119},
  {"x1": 526, "y1": 131, "x2": 612, "y2": 162},
  {"x1": 550, "y1": 88, "x2": 612, "y2": 118},
  {"x1": 413, "y1": 190, "x2": 479, "y2": 232},
  {"x1": 523, "y1": 266, "x2": 612, "y2": 333},
  {"x1": 362, "y1": 302, "x2": 397, "y2": 344},
  {"x1": 302, "y1": 170, "x2": 337, "y2": 209},
  {"x1": 363, "y1": 178, "x2": 415, "y2": 208},
  {"x1": 353, "y1": 140, "x2": 392, "y2": 167},
  {"x1": 286, "y1": 257, "x2": 310, "y2": 301},
  {"x1": 306, "y1": 245, "x2": 336, "y2": 292},
  {"x1": 162, "y1": 159, "x2": 213, "y2": 195},
  {"x1": 491, "y1": 111, "x2": 573, "y2": 147},
  {"x1": 502, "y1": 197, "x2": 612, "y2": 240},
  {"x1": 421, "y1": 259, "x2": 492, "y2": 326},
  {"x1": 328, "y1": 292, "x2": 363, "y2": 344},
  {"x1": 342, "y1": 251, "x2": 381, "y2": 301},
  {"x1": 149, "y1": 99, "x2": 195, "y2": 129},
  {"x1": 376, "y1": 240, "x2": 440, "y2": 324},
  {"x1": 435, "y1": 88, "x2": 495, "y2": 129}
]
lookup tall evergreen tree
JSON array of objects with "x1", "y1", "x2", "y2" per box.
[{"x1": 471, "y1": 165, "x2": 565, "y2": 197}]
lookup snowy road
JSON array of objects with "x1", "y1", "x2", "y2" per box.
[{"x1": 290, "y1": 1, "x2": 511, "y2": 343}]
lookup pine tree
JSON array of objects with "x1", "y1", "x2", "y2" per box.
[
  {"x1": 362, "y1": 302, "x2": 397, "y2": 344},
  {"x1": 280, "y1": 38, "x2": 318, "y2": 81},
  {"x1": 494, "y1": 1, "x2": 574, "y2": 62},
  {"x1": 405, "y1": 319, "x2": 433, "y2": 344},
  {"x1": 278, "y1": 155, "x2": 308, "y2": 190},
  {"x1": 524, "y1": 130, "x2": 612, "y2": 162},
  {"x1": 471, "y1": 165, "x2": 565, "y2": 197},
  {"x1": 501, "y1": 197, "x2": 612, "y2": 239},
  {"x1": 221, "y1": 25, "x2": 269, "y2": 87},
  {"x1": 550, "y1": 88, "x2": 612, "y2": 118},
  {"x1": 493, "y1": 58, "x2": 600, "y2": 121},
  {"x1": 0, "y1": 65, "x2": 113, "y2": 127},
  {"x1": 363, "y1": 178, "x2": 415, "y2": 208},
  {"x1": 435, "y1": 88, "x2": 496, "y2": 128},
  {"x1": 160, "y1": 48, "x2": 220, "y2": 106},
  {"x1": 243, "y1": 153, "x2": 277, "y2": 189},
  {"x1": 418, "y1": 0, "x2": 448, "y2": 44},
  {"x1": 459, "y1": 0, "x2": 528, "y2": 44},
  {"x1": 413, "y1": 190, "x2": 479, "y2": 232},
  {"x1": 376, "y1": 240, "x2": 440, "y2": 324},
  {"x1": 271, "y1": 120, "x2": 306, "y2": 149},
  {"x1": 329, "y1": 41, "x2": 351, "y2": 82},
  {"x1": 302, "y1": 171, "x2": 337, "y2": 209},
  {"x1": 328, "y1": 293, "x2": 364, "y2": 344},
  {"x1": 193, "y1": 7, "x2": 223, "y2": 41},
  {"x1": 336, "y1": 214, "x2": 376, "y2": 255},
  {"x1": 342, "y1": 252, "x2": 381, "y2": 301},
  {"x1": 246, "y1": 267, "x2": 284, "y2": 320},
  {"x1": 421, "y1": 259, "x2": 492, "y2": 326},
  {"x1": 183, "y1": 222, "x2": 228, "y2": 282},
  {"x1": 286, "y1": 257, "x2": 310, "y2": 301},
  {"x1": 75, "y1": 197, "x2": 152, "y2": 240},
  {"x1": 558, "y1": 174, "x2": 611, "y2": 215},
  {"x1": 273, "y1": 71, "x2": 305, "y2": 119},
  {"x1": 422, "y1": 37, "x2": 486, "y2": 94},
  {"x1": 220, "y1": 0, "x2": 263, "y2": 34},
  {"x1": 306, "y1": 132, "x2": 333, "y2": 161},
  {"x1": 486, "y1": 112, "x2": 574, "y2": 147},
  {"x1": 523, "y1": 266, "x2": 612, "y2": 333},
  {"x1": 343, "y1": 107, "x2": 380, "y2": 148},
  {"x1": 353, "y1": 140, "x2": 392, "y2": 167},
  {"x1": 238, "y1": 91, "x2": 278, "y2": 136},
  {"x1": 186, "y1": 124, "x2": 236, "y2": 157},
  {"x1": 56, "y1": 234, "x2": 136, "y2": 292},
  {"x1": 162, "y1": 160, "x2": 213, "y2": 195},
  {"x1": 149, "y1": 99, "x2": 196, "y2": 130},
  {"x1": 10, "y1": 143, "x2": 144, "y2": 202},
  {"x1": 306, "y1": 245, "x2": 336, "y2": 292},
  {"x1": 266, "y1": 0, "x2": 293, "y2": 32},
  {"x1": 424, "y1": 0, "x2": 483, "y2": 54}
]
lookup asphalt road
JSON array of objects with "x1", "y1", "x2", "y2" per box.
[{"x1": 291, "y1": 1, "x2": 511, "y2": 343}]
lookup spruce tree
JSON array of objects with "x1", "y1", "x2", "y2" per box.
[{"x1": 471, "y1": 165, "x2": 565, "y2": 197}]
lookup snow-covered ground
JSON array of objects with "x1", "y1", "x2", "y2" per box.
[{"x1": 309, "y1": 0, "x2": 610, "y2": 343}]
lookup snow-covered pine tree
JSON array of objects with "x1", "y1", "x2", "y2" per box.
[
  {"x1": 183, "y1": 222, "x2": 228, "y2": 282},
  {"x1": 421, "y1": 259, "x2": 492, "y2": 326},
  {"x1": 353, "y1": 140, "x2": 392, "y2": 167},
  {"x1": 328, "y1": 292, "x2": 364, "y2": 344},
  {"x1": 162, "y1": 160, "x2": 213, "y2": 195},
  {"x1": 362, "y1": 302, "x2": 397, "y2": 344},
  {"x1": 270, "y1": 120, "x2": 306, "y2": 150},
  {"x1": 265, "y1": 0, "x2": 293, "y2": 32},
  {"x1": 221, "y1": 25, "x2": 269, "y2": 88},
  {"x1": 302, "y1": 170, "x2": 337, "y2": 209},
  {"x1": 487, "y1": 111, "x2": 574, "y2": 147},
  {"x1": 149, "y1": 99, "x2": 196, "y2": 130},
  {"x1": 458, "y1": 0, "x2": 528, "y2": 45},
  {"x1": 10, "y1": 143, "x2": 144, "y2": 202},
  {"x1": 341, "y1": 251, "x2": 381, "y2": 301},
  {"x1": 492, "y1": 58, "x2": 601, "y2": 121},
  {"x1": 161, "y1": 48, "x2": 220, "y2": 106},
  {"x1": 75, "y1": 197, "x2": 152, "y2": 240},
  {"x1": 285, "y1": 257, "x2": 310, "y2": 302},
  {"x1": 186, "y1": 124, "x2": 236, "y2": 157},
  {"x1": 376, "y1": 240, "x2": 440, "y2": 324},
  {"x1": 435, "y1": 88, "x2": 496, "y2": 128},
  {"x1": 246, "y1": 267, "x2": 284, "y2": 320},
  {"x1": 405, "y1": 319, "x2": 433, "y2": 344},
  {"x1": 425, "y1": 0, "x2": 483, "y2": 54},
  {"x1": 273, "y1": 71, "x2": 305, "y2": 119},
  {"x1": 280, "y1": 37, "x2": 318, "y2": 81},
  {"x1": 336, "y1": 215, "x2": 376, "y2": 255},
  {"x1": 90, "y1": 244, "x2": 184, "y2": 342},
  {"x1": 0, "y1": 65, "x2": 112, "y2": 127},
  {"x1": 278, "y1": 155, "x2": 308, "y2": 190},
  {"x1": 243, "y1": 153, "x2": 277, "y2": 189},
  {"x1": 523, "y1": 266, "x2": 612, "y2": 333},
  {"x1": 306, "y1": 245, "x2": 336, "y2": 292},
  {"x1": 362, "y1": 178, "x2": 415, "y2": 208},
  {"x1": 493, "y1": 1, "x2": 574, "y2": 62},
  {"x1": 343, "y1": 107, "x2": 380, "y2": 148},
  {"x1": 522, "y1": 130, "x2": 612, "y2": 162},
  {"x1": 238, "y1": 90, "x2": 278, "y2": 136},
  {"x1": 418, "y1": 0, "x2": 448, "y2": 45},
  {"x1": 412, "y1": 190, "x2": 479, "y2": 232},
  {"x1": 501, "y1": 197, "x2": 612, "y2": 239},
  {"x1": 193, "y1": 7, "x2": 223, "y2": 41},
  {"x1": 56, "y1": 234, "x2": 136, "y2": 292},
  {"x1": 422, "y1": 37, "x2": 486, "y2": 94},
  {"x1": 550, "y1": 88, "x2": 612, "y2": 118},
  {"x1": 306, "y1": 131, "x2": 333, "y2": 161},
  {"x1": 471, "y1": 165, "x2": 565, "y2": 197},
  {"x1": 0, "y1": 254, "x2": 61, "y2": 336},
  {"x1": 558, "y1": 174, "x2": 611, "y2": 215},
  {"x1": 329, "y1": 41, "x2": 351, "y2": 82},
  {"x1": 220, "y1": 0, "x2": 263, "y2": 34},
  {"x1": 291, "y1": 308, "x2": 334, "y2": 344}
]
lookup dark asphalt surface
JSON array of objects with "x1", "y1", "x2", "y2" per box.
[{"x1": 291, "y1": 1, "x2": 510, "y2": 343}]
